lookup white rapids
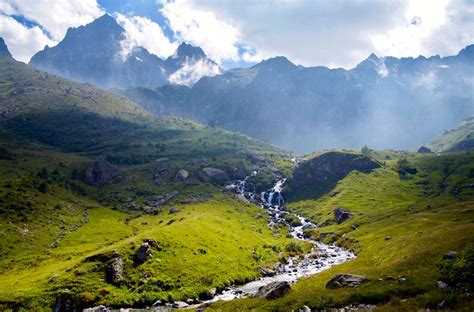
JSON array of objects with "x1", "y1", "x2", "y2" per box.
[
  {"x1": 97, "y1": 178, "x2": 356, "y2": 311},
  {"x1": 206, "y1": 178, "x2": 356, "y2": 303}
]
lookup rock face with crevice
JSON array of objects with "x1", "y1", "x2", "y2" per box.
[{"x1": 286, "y1": 152, "x2": 380, "y2": 201}]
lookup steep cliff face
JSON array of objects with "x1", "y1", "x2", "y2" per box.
[{"x1": 286, "y1": 152, "x2": 380, "y2": 201}]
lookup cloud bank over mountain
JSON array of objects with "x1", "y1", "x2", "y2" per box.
[{"x1": 0, "y1": 0, "x2": 472, "y2": 68}]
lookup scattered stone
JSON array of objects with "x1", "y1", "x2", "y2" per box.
[
  {"x1": 257, "y1": 266, "x2": 276, "y2": 277},
  {"x1": 385, "y1": 236, "x2": 392, "y2": 240},
  {"x1": 172, "y1": 301, "x2": 189, "y2": 308},
  {"x1": 298, "y1": 306, "x2": 311, "y2": 312},
  {"x1": 398, "y1": 277, "x2": 407, "y2": 283},
  {"x1": 443, "y1": 251, "x2": 458, "y2": 260},
  {"x1": 334, "y1": 207, "x2": 352, "y2": 224},
  {"x1": 437, "y1": 280, "x2": 449, "y2": 290},
  {"x1": 169, "y1": 207, "x2": 180, "y2": 214},
  {"x1": 255, "y1": 281, "x2": 291, "y2": 299},
  {"x1": 152, "y1": 300, "x2": 162, "y2": 307},
  {"x1": 83, "y1": 306, "x2": 109, "y2": 312},
  {"x1": 198, "y1": 167, "x2": 229, "y2": 184},
  {"x1": 106, "y1": 256, "x2": 124, "y2": 284},
  {"x1": 326, "y1": 274, "x2": 368, "y2": 288},
  {"x1": 48, "y1": 274, "x2": 60, "y2": 283},
  {"x1": 417, "y1": 146, "x2": 432, "y2": 153},
  {"x1": 135, "y1": 242, "x2": 152, "y2": 264},
  {"x1": 85, "y1": 160, "x2": 120, "y2": 187},
  {"x1": 167, "y1": 219, "x2": 176, "y2": 225},
  {"x1": 175, "y1": 169, "x2": 189, "y2": 181}
]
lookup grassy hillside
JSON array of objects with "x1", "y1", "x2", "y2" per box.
[
  {"x1": 0, "y1": 57, "x2": 294, "y2": 309},
  {"x1": 427, "y1": 115, "x2": 474, "y2": 152},
  {"x1": 210, "y1": 152, "x2": 474, "y2": 311}
]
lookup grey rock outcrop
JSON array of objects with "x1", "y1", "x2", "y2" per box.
[
  {"x1": 135, "y1": 242, "x2": 152, "y2": 264},
  {"x1": 257, "y1": 266, "x2": 276, "y2": 277},
  {"x1": 255, "y1": 281, "x2": 290, "y2": 299},
  {"x1": 106, "y1": 256, "x2": 124, "y2": 284},
  {"x1": 198, "y1": 167, "x2": 229, "y2": 184},
  {"x1": 326, "y1": 274, "x2": 368, "y2": 288},
  {"x1": 85, "y1": 160, "x2": 120, "y2": 187},
  {"x1": 175, "y1": 169, "x2": 189, "y2": 181},
  {"x1": 334, "y1": 207, "x2": 352, "y2": 224}
]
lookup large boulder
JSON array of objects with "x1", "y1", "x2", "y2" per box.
[
  {"x1": 287, "y1": 152, "x2": 380, "y2": 200},
  {"x1": 255, "y1": 281, "x2": 291, "y2": 299},
  {"x1": 135, "y1": 242, "x2": 152, "y2": 264},
  {"x1": 334, "y1": 207, "x2": 352, "y2": 224},
  {"x1": 326, "y1": 274, "x2": 368, "y2": 288},
  {"x1": 198, "y1": 167, "x2": 229, "y2": 184},
  {"x1": 175, "y1": 169, "x2": 189, "y2": 181},
  {"x1": 106, "y1": 256, "x2": 124, "y2": 284},
  {"x1": 257, "y1": 266, "x2": 276, "y2": 277},
  {"x1": 85, "y1": 160, "x2": 120, "y2": 187}
]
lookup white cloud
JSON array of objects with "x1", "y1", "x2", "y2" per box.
[
  {"x1": 0, "y1": 15, "x2": 56, "y2": 62},
  {"x1": 175, "y1": 0, "x2": 473, "y2": 68},
  {"x1": 114, "y1": 13, "x2": 178, "y2": 60},
  {"x1": 160, "y1": 0, "x2": 240, "y2": 63},
  {"x1": 168, "y1": 59, "x2": 221, "y2": 86},
  {"x1": 0, "y1": 0, "x2": 104, "y2": 41}
]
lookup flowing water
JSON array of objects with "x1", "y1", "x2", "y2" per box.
[
  {"x1": 96, "y1": 177, "x2": 355, "y2": 311},
  {"x1": 205, "y1": 178, "x2": 356, "y2": 303}
]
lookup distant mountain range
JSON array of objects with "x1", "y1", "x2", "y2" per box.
[
  {"x1": 14, "y1": 13, "x2": 474, "y2": 153},
  {"x1": 119, "y1": 45, "x2": 474, "y2": 153},
  {"x1": 29, "y1": 14, "x2": 220, "y2": 88}
]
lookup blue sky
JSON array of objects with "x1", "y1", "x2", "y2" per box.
[{"x1": 0, "y1": 0, "x2": 473, "y2": 68}]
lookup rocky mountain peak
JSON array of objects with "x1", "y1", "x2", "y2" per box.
[
  {"x1": 255, "y1": 56, "x2": 297, "y2": 71},
  {"x1": 173, "y1": 42, "x2": 206, "y2": 60},
  {"x1": 0, "y1": 37, "x2": 12, "y2": 58}
]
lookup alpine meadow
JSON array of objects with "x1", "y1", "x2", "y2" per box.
[{"x1": 0, "y1": 1, "x2": 473, "y2": 312}]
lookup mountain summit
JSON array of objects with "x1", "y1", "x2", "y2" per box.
[
  {"x1": 29, "y1": 15, "x2": 218, "y2": 88},
  {"x1": 0, "y1": 37, "x2": 12, "y2": 58}
]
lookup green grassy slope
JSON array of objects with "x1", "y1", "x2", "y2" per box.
[
  {"x1": 210, "y1": 152, "x2": 474, "y2": 311},
  {"x1": 0, "y1": 57, "x2": 293, "y2": 309},
  {"x1": 427, "y1": 116, "x2": 474, "y2": 152}
]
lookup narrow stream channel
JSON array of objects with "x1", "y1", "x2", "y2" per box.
[
  {"x1": 204, "y1": 178, "x2": 356, "y2": 303},
  {"x1": 99, "y1": 177, "x2": 356, "y2": 311}
]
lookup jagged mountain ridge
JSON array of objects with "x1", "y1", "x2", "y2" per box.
[
  {"x1": 29, "y1": 14, "x2": 220, "y2": 88},
  {"x1": 120, "y1": 45, "x2": 474, "y2": 153}
]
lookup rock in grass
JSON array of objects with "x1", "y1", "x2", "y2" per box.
[
  {"x1": 326, "y1": 274, "x2": 368, "y2": 288},
  {"x1": 256, "y1": 281, "x2": 290, "y2": 299},
  {"x1": 257, "y1": 266, "x2": 276, "y2": 277},
  {"x1": 83, "y1": 305, "x2": 109, "y2": 312},
  {"x1": 175, "y1": 169, "x2": 189, "y2": 181},
  {"x1": 85, "y1": 160, "x2": 120, "y2": 187},
  {"x1": 198, "y1": 167, "x2": 229, "y2": 184},
  {"x1": 334, "y1": 207, "x2": 352, "y2": 224},
  {"x1": 443, "y1": 251, "x2": 458, "y2": 260},
  {"x1": 172, "y1": 301, "x2": 189, "y2": 308},
  {"x1": 298, "y1": 306, "x2": 311, "y2": 312},
  {"x1": 106, "y1": 256, "x2": 124, "y2": 284},
  {"x1": 169, "y1": 207, "x2": 180, "y2": 214},
  {"x1": 135, "y1": 242, "x2": 152, "y2": 264}
]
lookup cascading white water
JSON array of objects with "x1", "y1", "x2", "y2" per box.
[
  {"x1": 104, "y1": 177, "x2": 356, "y2": 311},
  {"x1": 201, "y1": 178, "x2": 356, "y2": 305}
]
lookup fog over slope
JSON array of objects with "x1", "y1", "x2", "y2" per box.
[{"x1": 121, "y1": 45, "x2": 474, "y2": 154}]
